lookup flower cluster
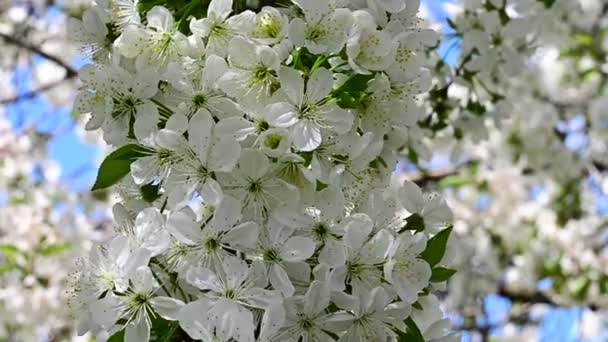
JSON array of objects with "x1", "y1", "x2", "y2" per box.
[
  {"x1": 70, "y1": 0, "x2": 457, "y2": 341},
  {"x1": 411, "y1": 0, "x2": 608, "y2": 338},
  {"x1": 0, "y1": 111, "x2": 109, "y2": 341}
]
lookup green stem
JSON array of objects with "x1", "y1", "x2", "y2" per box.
[{"x1": 150, "y1": 266, "x2": 172, "y2": 297}]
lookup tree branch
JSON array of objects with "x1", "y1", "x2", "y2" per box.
[
  {"x1": 497, "y1": 285, "x2": 599, "y2": 311},
  {"x1": 0, "y1": 77, "x2": 71, "y2": 104},
  {"x1": 0, "y1": 31, "x2": 77, "y2": 77}
]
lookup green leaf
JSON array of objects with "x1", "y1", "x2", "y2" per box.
[
  {"x1": 599, "y1": 276, "x2": 608, "y2": 295},
  {"x1": 430, "y1": 266, "x2": 457, "y2": 282},
  {"x1": 571, "y1": 276, "x2": 591, "y2": 301},
  {"x1": 573, "y1": 33, "x2": 593, "y2": 46},
  {"x1": 419, "y1": 226, "x2": 453, "y2": 267},
  {"x1": 39, "y1": 242, "x2": 72, "y2": 256},
  {"x1": 466, "y1": 101, "x2": 486, "y2": 116},
  {"x1": 330, "y1": 73, "x2": 375, "y2": 109},
  {"x1": 540, "y1": 0, "x2": 557, "y2": 8},
  {"x1": 140, "y1": 183, "x2": 162, "y2": 202},
  {"x1": 446, "y1": 18, "x2": 457, "y2": 30},
  {"x1": 398, "y1": 213, "x2": 426, "y2": 233},
  {"x1": 316, "y1": 180, "x2": 328, "y2": 191},
  {"x1": 438, "y1": 175, "x2": 472, "y2": 189},
  {"x1": 411, "y1": 301, "x2": 423, "y2": 310},
  {"x1": 107, "y1": 329, "x2": 124, "y2": 342},
  {"x1": 92, "y1": 144, "x2": 152, "y2": 191},
  {"x1": 396, "y1": 317, "x2": 425, "y2": 342},
  {"x1": 407, "y1": 147, "x2": 419, "y2": 164},
  {"x1": 0, "y1": 244, "x2": 20, "y2": 258}
]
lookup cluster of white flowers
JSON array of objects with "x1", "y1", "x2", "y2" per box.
[
  {"x1": 412, "y1": 0, "x2": 608, "y2": 338},
  {"x1": 0, "y1": 111, "x2": 109, "y2": 341},
  {"x1": 0, "y1": 1, "x2": 115, "y2": 341},
  {"x1": 70, "y1": 0, "x2": 457, "y2": 341}
]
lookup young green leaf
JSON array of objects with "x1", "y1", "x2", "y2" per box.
[
  {"x1": 92, "y1": 144, "x2": 152, "y2": 191},
  {"x1": 430, "y1": 266, "x2": 457, "y2": 282},
  {"x1": 396, "y1": 317, "x2": 425, "y2": 342},
  {"x1": 398, "y1": 213, "x2": 426, "y2": 233},
  {"x1": 39, "y1": 242, "x2": 72, "y2": 256},
  {"x1": 419, "y1": 225, "x2": 453, "y2": 267}
]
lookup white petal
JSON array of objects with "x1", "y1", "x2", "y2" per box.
[
  {"x1": 304, "y1": 280, "x2": 330, "y2": 316},
  {"x1": 307, "y1": 67, "x2": 333, "y2": 103},
  {"x1": 208, "y1": 0, "x2": 233, "y2": 20},
  {"x1": 90, "y1": 294, "x2": 121, "y2": 328},
  {"x1": 318, "y1": 240, "x2": 346, "y2": 267},
  {"x1": 224, "y1": 221, "x2": 260, "y2": 249},
  {"x1": 222, "y1": 256, "x2": 250, "y2": 289},
  {"x1": 130, "y1": 156, "x2": 157, "y2": 185},
  {"x1": 287, "y1": 18, "x2": 306, "y2": 47},
  {"x1": 208, "y1": 137, "x2": 241, "y2": 172},
  {"x1": 156, "y1": 129, "x2": 186, "y2": 151},
  {"x1": 366, "y1": 287, "x2": 391, "y2": 313},
  {"x1": 278, "y1": 67, "x2": 304, "y2": 106},
  {"x1": 115, "y1": 26, "x2": 148, "y2": 58},
  {"x1": 265, "y1": 102, "x2": 299, "y2": 128},
  {"x1": 165, "y1": 112, "x2": 189, "y2": 133},
  {"x1": 134, "y1": 102, "x2": 160, "y2": 143},
  {"x1": 134, "y1": 208, "x2": 170, "y2": 256},
  {"x1": 343, "y1": 213, "x2": 373, "y2": 250},
  {"x1": 125, "y1": 315, "x2": 150, "y2": 342},
  {"x1": 212, "y1": 299, "x2": 255, "y2": 342},
  {"x1": 211, "y1": 195, "x2": 242, "y2": 231},
  {"x1": 284, "y1": 261, "x2": 310, "y2": 285},
  {"x1": 269, "y1": 264, "x2": 295, "y2": 297},
  {"x1": 360, "y1": 229, "x2": 392, "y2": 264},
  {"x1": 200, "y1": 178, "x2": 224, "y2": 206},
  {"x1": 316, "y1": 186, "x2": 345, "y2": 222},
  {"x1": 399, "y1": 180, "x2": 425, "y2": 213},
  {"x1": 178, "y1": 299, "x2": 214, "y2": 341},
  {"x1": 242, "y1": 287, "x2": 280, "y2": 308},
  {"x1": 323, "y1": 105, "x2": 353, "y2": 134},
  {"x1": 203, "y1": 54, "x2": 229, "y2": 88},
  {"x1": 258, "y1": 302, "x2": 286, "y2": 341},
  {"x1": 188, "y1": 109, "x2": 214, "y2": 163},
  {"x1": 132, "y1": 266, "x2": 158, "y2": 293},
  {"x1": 292, "y1": 120, "x2": 322, "y2": 151},
  {"x1": 166, "y1": 211, "x2": 201, "y2": 244},
  {"x1": 150, "y1": 296, "x2": 185, "y2": 321},
  {"x1": 186, "y1": 266, "x2": 222, "y2": 291},
  {"x1": 237, "y1": 149, "x2": 269, "y2": 179},
  {"x1": 281, "y1": 236, "x2": 315, "y2": 262},
  {"x1": 215, "y1": 117, "x2": 255, "y2": 141},
  {"x1": 147, "y1": 6, "x2": 174, "y2": 31}
]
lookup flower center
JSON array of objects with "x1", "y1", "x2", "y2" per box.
[
  {"x1": 256, "y1": 13, "x2": 281, "y2": 38},
  {"x1": 263, "y1": 248, "x2": 281, "y2": 262},
  {"x1": 298, "y1": 314, "x2": 315, "y2": 330},
  {"x1": 248, "y1": 180, "x2": 263, "y2": 193},
  {"x1": 204, "y1": 237, "x2": 220, "y2": 251},
  {"x1": 255, "y1": 120, "x2": 270, "y2": 133},
  {"x1": 192, "y1": 94, "x2": 206, "y2": 108},
  {"x1": 313, "y1": 222, "x2": 330, "y2": 241},
  {"x1": 264, "y1": 133, "x2": 283, "y2": 149},
  {"x1": 224, "y1": 288, "x2": 238, "y2": 299}
]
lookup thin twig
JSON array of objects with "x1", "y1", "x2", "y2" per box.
[{"x1": 0, "y1": 31, "x2": 77, "y2": 77}]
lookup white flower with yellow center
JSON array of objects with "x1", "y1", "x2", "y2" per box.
[
  {"x1": 347, "y1": 11, "x2": 397, "y2": 74},
  {"x1": 189, "y1": 0, "x2": 254, "y2": 57},
  {"x1": 288, "y1": 0, "x2": 353, "y2": 54},
  {"x1": 250, "y1": 6, "x2": 288, "y2": 45},
  {"x1": 384, "y1": 233, "x2": 430, "y2": 304},
  {"x1": 266, "y1": 66, "x2": 353, "y2": 152}
]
